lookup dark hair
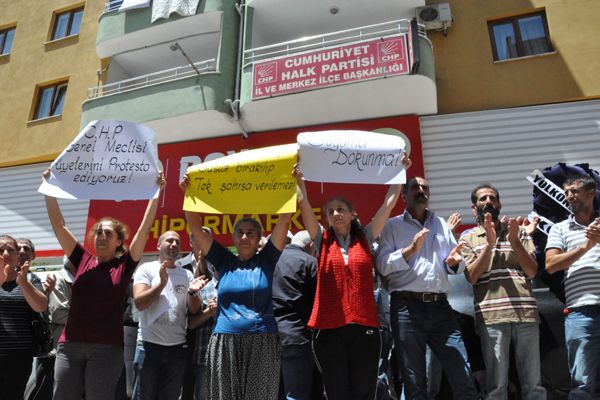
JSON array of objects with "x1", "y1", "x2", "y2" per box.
[
  {"x1": 16, "y1": 238, "x2": 35, "y2": 254},
  {"x1": 233, "y1": 217, "x2": 263, "y2": 238},
  {"x1": 470, "y1": 184, "x2": 500, "y2": 204},
  {"x1": 323, "y1": 196, "x2": 362, "y2": 237},
  {"x1": 87, "y1": 218, "x2": 129, "y2": 256},
  {"x1": 564, "y1": 174, "x2": 596, "y2": 191},
  {"x1": 0, "y1": 234, "x2": 18, "y2": 250},
  {"x1": 403, "y1": 176, "x2": 426, "y2": 196}
]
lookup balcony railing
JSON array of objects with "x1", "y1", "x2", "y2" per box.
[
  {"x1": 87, "y1": 59, "x2": 217, "y2": 99},
  {"x1": 244, "y1": 19, "x2": 426, "y2": 66},
  {"x1": 103, "y1": 0, "x2": 124, "y2": 13}
]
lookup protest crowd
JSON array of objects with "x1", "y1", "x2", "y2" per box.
[{"x1": 2, "y1": 130, "x2": 600, "y2": 400}]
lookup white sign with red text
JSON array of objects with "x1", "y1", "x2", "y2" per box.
[{"x1": 253, "y1": 35, "x2": 410, "y2": 99}]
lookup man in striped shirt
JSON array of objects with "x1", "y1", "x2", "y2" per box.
[
  {"x1": 461, "y1": 184, "x2": 546, "y2": 400},
  {"x1": 546, "y1": 174, "x2": 600, "y2": 399}
]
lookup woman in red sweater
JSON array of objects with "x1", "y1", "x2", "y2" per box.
[{"x1": 294, "y1": 157, "x2": 409, "y2": 400}]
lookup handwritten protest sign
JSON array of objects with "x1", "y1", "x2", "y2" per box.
[
  {"x1": 183, "y1": 143, "x2": 298, "y2": 214},
  {"x1": 298, "y1": 130, "x2": 406, "y2": 184},
  {"x1": 38, "y1": 120, "x2": 161, "y2": 200}
]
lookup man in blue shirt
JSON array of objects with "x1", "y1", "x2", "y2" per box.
[{"x1": 376, "y1": 176, "x2": 478, "y2": 400}]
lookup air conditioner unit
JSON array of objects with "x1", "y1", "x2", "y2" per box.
[{"x1": 416, "y1": 3, "x2": 452, "y2": 31}]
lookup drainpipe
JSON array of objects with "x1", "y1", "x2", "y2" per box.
[{"x1": 225, "y1": 0, "x2": 248, "y2": 139}]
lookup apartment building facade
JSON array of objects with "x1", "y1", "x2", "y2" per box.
[
  {"x1": 0, "y1": 0, "x2": 103, "y2": 260},
  {"x1": 1, "y1": 0, "x2": 599, "y2": 259}
]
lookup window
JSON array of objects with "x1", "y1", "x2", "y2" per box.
[
  {"x1": 52, "y1": 7, "x2": 83, "y2": 40},
  {"x1": 109, "y1": 0, "x2": 124, "y2": 8},
  {"x1": 488, "y1": 11, "x2": 553, "y2": 61},
  {"x1": 34, "y1": 82, "x2": 67, "y2": 120},
  {"x1": 0, "y1": 27, "x2": 16, "y2": 55}
]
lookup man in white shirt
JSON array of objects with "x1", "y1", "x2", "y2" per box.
[
  {"x1": 131, "y1": 231, "x2": 206, "y2": 400},
  {"x1": 546, "y1": 174, "x2": 600, "y2": 399},
  {"x1": 376, "y1": 177, "x2": 478, "y2": 400}
]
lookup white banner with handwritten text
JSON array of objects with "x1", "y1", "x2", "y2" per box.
[
  {"x1": 298, "y1": 130, "x2": 406, "y2": 184},
  {"x1": 38, "y1": 120, "x2": 160, "y2": 200}
]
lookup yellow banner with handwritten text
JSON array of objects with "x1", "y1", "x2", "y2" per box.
[{"x1": 183, "y1": 144, "x2": 298, "y2": 214}]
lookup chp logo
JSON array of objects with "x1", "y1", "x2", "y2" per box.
[
  {"x1": 255, "y1": 62, "x2": 277, "y2": 84},
  {"x1": 377, "y1": 38, "x2": 405, "y2": 63}
]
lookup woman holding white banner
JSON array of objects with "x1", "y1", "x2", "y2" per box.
[
  {"x1": 43, "y1": 170, "x2": 165, "y2": 400},
  {"x1": 181, "y1": 173, "x2": 292, "y2": 400},
  {"x1": 294, "y1": 155, "x2": 410, "y2": 400}
]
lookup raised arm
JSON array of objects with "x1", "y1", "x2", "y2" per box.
[
  {"x1": 367, "y1": 184, "x2": 403, "y2": 239},
  {"x1": 15, "y1": 262, "x2": 48, "y2": 312},
  {"x1": 293, "y1": 164, "x2": 320, "y2": 240},
  {"x1": 447, "y1": 212, "x2": 462, "y2": 234},
  {"x1": 129, "y1": 173, "x2": 166, "y2": 262},
  {"x1": 44, "y1": 170, "x2": 77, "y2": 257},
  {"x1": 180, "y1": 174, "x2": 214, "y2": 256},
  {"x1": 270, "y1": 213, "x2": 293, "y2": 251},
  {"x1": 366, "y1": 155, "x2": 411, "y2": 239}
]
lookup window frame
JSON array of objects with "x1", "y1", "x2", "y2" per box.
[
  {"x1": 51, "y1": 6, "x2": 84, "y2": 41},
  {"x1": 0, "y1": 26, "x2": 16, "y2": 55},
  {"x1": 488, "y1": 10, "x2": 553, "y2": 62},
  {"x1": 33, "y1": 81, "x2": 68, "y2": 121}
]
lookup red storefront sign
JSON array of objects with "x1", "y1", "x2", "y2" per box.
[
  {"x1": 86, "y1": 116, "x2": 423, "y2": 253},
  {"x1": 253, "y1": 35, "x2": 410, "y2": 99}
]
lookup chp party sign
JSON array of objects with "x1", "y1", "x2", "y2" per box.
[
  {"x1": 183, "y1": 144, "x2": 298, "y2": 214},
  {"x1": 298, "y1": 130, "x2": 406, "y2": 184},
  {"x1": 253, "y1": 35, "x2": 410, "y2": 99},
  {"x1": 39, "y1": 120, "x2": 161, "y2": 200}
]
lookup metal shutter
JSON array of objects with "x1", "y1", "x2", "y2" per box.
[
  {"x1": 420, "y1": 99, "x2": 600, "y2": 225},
  {"x1": 0, "y1": 162, "x2": 89, "y2": 256}
]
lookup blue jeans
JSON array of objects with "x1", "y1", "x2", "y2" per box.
[
  {"x1": 565, "y1": 306, "x2": 600, "y2": 400},
  {"x1": 426, "y1": 345, "x2": 442, "y2": 399},
  {"x1": 478, "y1": 322, "x2": 546, "y2": 400},
  {"x1": 132, "y1": 341, "x2": 145, "y2": 400},
  {"x1": 132, "y1": 341, "x2": 188, "y2": 400},
  {"x1": 280, "y1": 342, "x2": 315, "y2": 400},
  {"x1": 390, "y1": 296, "x2": 478, "y2": 400}
]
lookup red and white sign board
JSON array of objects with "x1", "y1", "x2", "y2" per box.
[
  {"x1": 86, "y1": 116, "x2": 423, "y2": 252},
  {"x1": 253, "y1": 35, "x2": 410, "y2": 99}
]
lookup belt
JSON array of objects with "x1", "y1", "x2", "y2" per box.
[{"x1": 391, "y1": 291, "x2": 447, "y2": 303}]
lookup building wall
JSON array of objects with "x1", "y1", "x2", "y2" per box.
[
  {"x1": 0, "y1": 163, "x2": 89, "y2": 256},
  {"x1": 420, "y1": 98, "x2": 600, "y2": 224},
  {"x1": 0, "y1": 0, "x2": 103, "y2": 167},
  {"x1": 428, "y1": 0, "x2": 600, "y2": 114}
]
